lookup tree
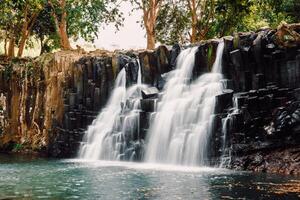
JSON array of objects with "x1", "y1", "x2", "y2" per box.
[
  {"x1": 130, "y1": 0, "x2": 163, "y2": 49},
  {"x1": 156, "y1": 1, "x2": 190, "y2": 45},
  {"x1": 213, "y1": 0, "x2": 252, "y2": 36},
  {"x1": 155, "y1": 0, "x2": 253, "y2": 44},
  {"x1": 0, "y1": 0, "x2": 44, "y2": 58},
  {"x1": 186, "y1": 0, "x2": 216, "y2": 43},
  {"x1": 47, "y1": 0, "x2": 71, "y2": 50},
  {"x1": 48, "y1": 0, "x2": 123, "y2": 50},
  {"x1": 32, "y1": 5, "x2": 60, "y2": 55},
  {"x1": 17, "y1": 1, "x2": 43, "y2": 57},
  {"x1": 0, "y1": 0, "x2": 123, "y2": 57}
]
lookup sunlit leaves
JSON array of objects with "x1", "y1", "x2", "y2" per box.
[{"x1": 49, "y1": 0, "x2": 124, "y2": 42}]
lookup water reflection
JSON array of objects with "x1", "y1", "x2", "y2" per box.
[{"x1": 0, "y1": 155, "x2": 299, "y2": 199}]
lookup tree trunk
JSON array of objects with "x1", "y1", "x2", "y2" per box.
[
  {"x1": 4, "y1": 38, "x2": 7, "y2": 56},
  {"x1": 49, "y1": 0, "x2": 72, "y2": 50},
  {"x1": 17, "y1": 31, "x2": 28, "y2": 57},
  {"x1": 146, "y1": 29, "x2": 156, "y2": 50},
  {"x1": 144, "y1": 16, "x2": 156, "y2": 50},
  {"x1": 17, "y1": 10, "x2": 39, "y2": 57},
  {"x1": 40, "y1": 36, "x2": 44, "y2": 55},
  {"x1": 189, "y1": 0, "x2": 197, "y2": 43},
  {"x1": 191, "y1": 22, "x2": 197, "y2": 43},
  {"x1": 59, "y1": 23, "x2": 71, "y2": 50},
  {"x1": 8, "y1": 38, "x2": 15, "y2": 58},
  {"x1": 141, "y1": 0, "x2": 161, "y2": 50}
]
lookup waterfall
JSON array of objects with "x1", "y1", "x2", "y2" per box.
[
  {"x1": 145, "y1": 41, "x2": 225, "y2": 166},
  {"x1": 137, "y1": 58, "x2": 142, "y2": 85},
  {"x1": 219, "y1": 96, "x2": 239, "y2": 168},
  {"x1": 78, "y1": 60, "x2": 147, "y2": 161}
]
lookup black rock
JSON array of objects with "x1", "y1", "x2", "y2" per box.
[{"x1": 140, "y1": 99, "x2": 157, "y2": 112}]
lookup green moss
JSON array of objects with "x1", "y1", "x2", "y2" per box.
[
  {"x1": 13, "y1": 143, "x2": 23, "y2": 151},
  {"x1": 233, "y1": 34, "x2": 239, "y2": 49}
]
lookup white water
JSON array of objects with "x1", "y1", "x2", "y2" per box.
[
  {"x1": 79, "y1": 60, "x2": 147, "y2": 160},
  {"x1": 145, "y1": 41, "x2": 225, "y2": 166},
  {"x1": 219, "y1": 96, "x2": 239, "y2": 168}
]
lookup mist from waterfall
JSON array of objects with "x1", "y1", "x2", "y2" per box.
[
  {"x1": 78, "y1": 60, "x2": 147, "y2": 161},
  {"x1": 145, "y1": 41, "x2": 225, "y2": 166}
]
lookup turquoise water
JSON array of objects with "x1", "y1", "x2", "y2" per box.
[{"x1": 0, "y1": 154, "x2": 299, "y2": 199}]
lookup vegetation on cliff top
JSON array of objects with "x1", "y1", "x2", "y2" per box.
[{"x1": 0, "y1": 0, "x2": 299, "y2": 57}]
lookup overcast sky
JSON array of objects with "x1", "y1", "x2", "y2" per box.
[{"x1": 75, "y1": 2, "x2": 147, "y2": 50}]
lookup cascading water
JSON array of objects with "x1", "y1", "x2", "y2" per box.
[
  {"x1": 219, "y1": 97, "x2": 238, "y2": 168},
  {"x1": 145, "y1": 41, "x2": 225, "y2": 166},
  {"x1": 78, "y1": 58, "x2": 147, "y2": 161},
  {"x1": 219, "y1": 94, "x2": 244, "y2": 168}
]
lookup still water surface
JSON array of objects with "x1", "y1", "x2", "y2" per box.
[{"x1": 0, "y1": 154, "x2": 299, "y2": 199}]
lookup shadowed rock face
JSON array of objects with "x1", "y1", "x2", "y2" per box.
[{"x1": 0, "y1": 28, "x2": 299, "y2": 175}]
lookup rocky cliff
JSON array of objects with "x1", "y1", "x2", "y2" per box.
[
  {"x1": 0, "y1": 52, "x2": 85, "y2": 154},
  {"x1": 0, "y1": 27, "x2": 299, "y2": 174}
]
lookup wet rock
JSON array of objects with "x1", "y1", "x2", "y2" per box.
[
  {"x1": 141, "y1": 87, "x2": 159, "y2": 99},
  {"x1": 215, "y1": 89, "x2": 233, "y2": 113},
  {"x1": 140, "y1": 99, "x2": 157, "y2": 112},
  {"x1": 221, "y1": 79, "x2": 234, "y2": 90},
  {"x1": 230, "y1": 49, "x2": 243, "y2": 70},
  {"x1": 117, "y1": 54, "x2": 141, "y2": 86},
  {"x1": 230, "y1": 147, "x2": 300, "y2": 175},
  {"x1": 93, "y1": 87, "x2": 101, "y2": 111},
  {"x1": 194, "y1": 44, "x2": 209, "y2": 78},
  {"x1": 155, "y1": 45, "x2": 172, "y2": 74},
  {"x1": 69, "y1": 93, "x2": 77, "y2": 109},
  {"x1": 254, "y1": 74, "x2": 266, "y2": 89},
  {"x1": 138, "y1": 50, "x2": 158, "y2": 86},
  {"x1": 294, "y1": 88, "x2": 300, "y2": 101},
  {"x1": 169, "y1": 44, "x2": 181, "y2": 69},
  {"x1": 244, "y1": 71, "x2": 252, "y2": 91},
  {"x1": 258, "y1": 88, "x2": 270, "y2": 96},
  {"x1": 246, "y1": 96, "x2": 259, "y2": 115},
  {"x1": 139, "y1": 112, "x2": 152, "y2": 136},
  {"x1": 258, "y1": 96, "x2": 271, "y2": 112},
  {"x1": 234, "y1": 96, "x2": 248, "y2": 109}
]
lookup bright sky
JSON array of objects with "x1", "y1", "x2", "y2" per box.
[{"x1": 75, "y1": 2, "x2": 147, "y2": 50}]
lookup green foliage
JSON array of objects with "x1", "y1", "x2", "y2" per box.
[
  {"x1": 0, "y1": 0, "x2": 124, "y2": 54},
  {"x1": 156, "y1": 1, "x2": 190, "y2": 45},
  {"x1": 0, "y1": 0, "x2": 45, "y2": 39},
  {"x1": 155, "y1": 0, "x2": 253, "y2": 43},
  {"x1": 213, "y1": 0, "x2": 252, "y2": 36},
  {"x1": 49, "y1": 0, "x2": 124, "y2": 43},
  {"x1": 155, "y1": 0, "x2": 300, "y2": 45},
  {"x1": 13, "y1": 143, "x2": 23, "y2": 151},
  {"x1": 0, "y1": 0, "x2": 299, "y2": 51},
  {"x1": 32, "y1": 5, "x2": 60, "y2": 53}
]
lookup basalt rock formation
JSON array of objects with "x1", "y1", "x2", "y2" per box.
[
  {"x1": 0, "y1": 52, "x2": 86, "y2": 154},
  {"x1": 0, "y1": 26, "x2": 299, "y2": 174}
]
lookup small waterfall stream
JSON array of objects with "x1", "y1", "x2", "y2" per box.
[
  {"x1": 219, "y1": 94, "x2": 245, "y2": 167},
  {"x1": 145, "y1": 41, "x2": 226, "y2": 166}
]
